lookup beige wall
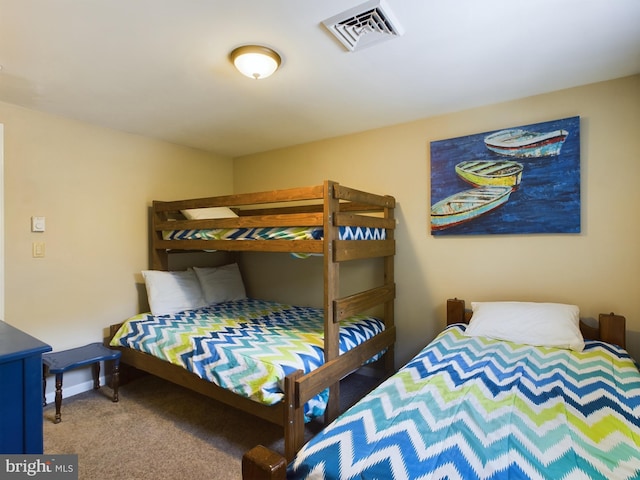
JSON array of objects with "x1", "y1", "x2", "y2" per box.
[
  {"x1": 1, "y1": 101, "x2": 233, "y2": 363},
  {"x1": 234, "y1": 75, "x2": 640, "y2": 365}
]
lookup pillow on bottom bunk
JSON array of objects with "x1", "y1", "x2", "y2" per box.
[
  {"x1": 193, "y1": 263, "x2": 247, "y2": 304},
  {"x1": 465, "y1": 301, "x2": 584, "y2": 351},
  {"x1": 142, "y1": 269, "x2": 206, "y2": 316}
]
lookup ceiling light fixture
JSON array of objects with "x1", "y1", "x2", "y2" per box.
[{"x1": 230, "y1": 45, "x2": 281, "y2": 80}]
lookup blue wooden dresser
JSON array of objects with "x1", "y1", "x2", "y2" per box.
[{"x1": 0, "y1": 320, "x2": 51, "y2": 453}]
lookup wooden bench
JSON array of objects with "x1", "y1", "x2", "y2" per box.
[{"x1": 42, "y1": 342, "x2": 121, "y2": 423}]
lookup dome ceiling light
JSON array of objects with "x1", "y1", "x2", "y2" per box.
[{"x1": 230, "y1": 45, "x2": 281, "y2": 80}]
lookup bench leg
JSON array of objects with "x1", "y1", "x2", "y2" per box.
[
  {"x1": 54, "y1": 373, "x2": 63, "y2": 424},
  {"x1": 92, "y1": 362, "x2": 101, "y2": 390},
  {"x1": 112, "y1": 361, "x2": 120, "y2": 403}
]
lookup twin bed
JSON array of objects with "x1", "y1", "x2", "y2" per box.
[
  {"x1": 108, "y1": 180, "x2": 397, "y2": 460},
  {"x1": 243, "y1": 298, "x2": 640, "y2": 479}
]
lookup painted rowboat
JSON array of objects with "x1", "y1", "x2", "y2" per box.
[
  {"x1": 455, "y1": 160, "x2": 523, "y2": 188},
  {"x1": 484, "y1": 128, "x2": 568, "y2": 158},
  {"x1": 431, "y1": 185, "x2": 512, "y2": 231}
]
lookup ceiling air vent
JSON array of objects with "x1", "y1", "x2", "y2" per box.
[{"x1": 322, "y1": 0, "x2": 404, "y2": 52}]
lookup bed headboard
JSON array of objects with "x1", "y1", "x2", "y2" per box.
[{"x1": 446, "y1": 298, "x2": 626, "y2": 349}]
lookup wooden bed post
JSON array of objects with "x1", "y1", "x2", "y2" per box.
[
  {"x1": 151, "y1": 201, "x2": 169, "y2": 270},
  {"x1": 151, "y1": 248, "x2": 168, "y2": 271},
  {"x1": 242, "y1": 445, "x2": 287, "y2": 480},
  {"x1": 383, "y1": 197, "x2": 396, "y2": 375},
  {"x1": 599, "y1": 312, "x2": 626, "y2": 349},
  {"x1": 323, "y1": 180, "x2": 341, "y2": 422},
  {"x1": 283, "y1": 370, "x2": 304, "y2": 461},
  {"x1": 447, "y1": 298, "x2": 466, "y2": 325}
]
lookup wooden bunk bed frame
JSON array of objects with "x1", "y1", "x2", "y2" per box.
[
  {"x1": 109, "y1": 180, "x2": 396, "y2": 461},
  {"x1": 241, "y1": 297, "x2": 627, "y2": 480}
]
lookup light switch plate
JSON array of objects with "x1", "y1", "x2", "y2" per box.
[{"x1": 32, "y1": 241, "x2": 45, "y2": 258}]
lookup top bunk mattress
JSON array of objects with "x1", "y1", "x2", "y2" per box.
[{"x1": 162, "y1": 225, "x2": 386, "y2": 241}]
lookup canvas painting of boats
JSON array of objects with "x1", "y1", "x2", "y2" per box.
[
  {"x1": 430, "y1": 116, "x2": 580, "y2": 235},
  {"x1": 484, "y1": 128, "x2": 568, "y2": 158},
  {"x1": 455, "y1": 160, "x2": 523, "y2": 188},
  {"x1": 431, "y1": 186, "x2": 512, "y2": 231}
]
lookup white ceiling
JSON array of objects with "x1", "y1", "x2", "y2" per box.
[{"x1": 1, "y1": 0, "x2": 639, "y2": 158}]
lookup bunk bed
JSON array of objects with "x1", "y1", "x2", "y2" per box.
[
  {"x1": 108, "y1": 180, "x2": 396, "y2": 461},
  {"x1": 242, "y1": 298, "x2": 640, "y2": 480}
]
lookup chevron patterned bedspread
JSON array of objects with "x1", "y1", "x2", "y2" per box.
[
  {"x1": 288, "y1": 324, "x2": 640, "y2": 479},
  {"x1": 110, "y1": 298, "x2": 385, "y2": 420},
  {"x1": 162, "y1": 225, "x2": 386, "y2": 241}
]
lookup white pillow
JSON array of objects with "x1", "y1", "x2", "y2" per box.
[
  {"x1": 464, "y1": 301, "x2": 584, "y2": 351},
  {"x1": 142, "y1": 269, "x2": 206, "y2": 316},
  {"x1": 181, "y1": 207, "x2": 238, "y2": 220},
  {"x1": 193, "y1": 263, "x2": 247, "y2": 305}
]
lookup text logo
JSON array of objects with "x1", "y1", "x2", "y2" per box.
[{"x1": 0, "y1": 455, "x2": 77, "y2": 479}]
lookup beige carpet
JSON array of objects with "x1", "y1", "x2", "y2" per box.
[{"x1": 43, "y1": 373, "x2": 380, "y2": 480}]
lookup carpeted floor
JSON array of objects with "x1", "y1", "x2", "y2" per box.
[{"x1": 43, "y1": 373, "x2": 381, "y2": 480}]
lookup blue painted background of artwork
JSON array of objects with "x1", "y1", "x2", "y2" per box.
[{"x1": 430, "y1": 116, "x2": 580, "y2": 235}]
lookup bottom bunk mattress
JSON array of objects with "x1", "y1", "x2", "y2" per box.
[
  {"x1": 110, "y1": 298, "x2": 385, "y2": 420},
  {"x1": 288, "y1": 324, "x2": 640, "y2": 479}
]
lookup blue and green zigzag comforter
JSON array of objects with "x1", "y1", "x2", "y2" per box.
[
  {"x1": 162, "y1": 225, "x2": 386, "y2": 241},
  {"x1": 110, "y1": 298, "x2": 384, "y2": 420},
  {"x1": 288, "y1": 324, "x2": 640, "y2": 479}
]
